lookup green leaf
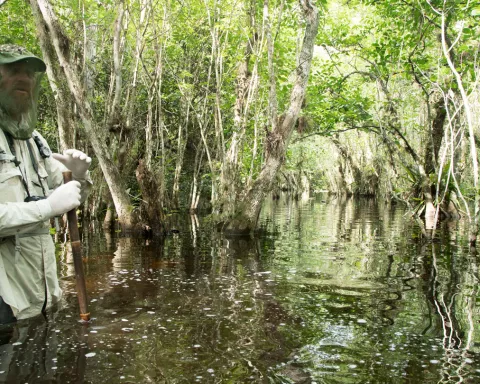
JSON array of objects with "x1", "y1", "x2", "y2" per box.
[{"x1": 472, "y1": 7, "x2": 480, "y2": 16}]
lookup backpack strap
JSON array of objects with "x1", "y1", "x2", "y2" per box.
[
  {"x1": 4, "y1": 132, "x2": 21, "y2": 167},
  {"x1": 32, "y1": 131, "x2": 51, "y2": 159}
]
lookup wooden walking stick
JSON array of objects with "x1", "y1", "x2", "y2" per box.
[{"x1": 63, "y1": 171, "x2": 90, "y2": 322}]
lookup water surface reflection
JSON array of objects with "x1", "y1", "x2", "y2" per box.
[{"x1": 1, "y1": 195, "x2": 479, "y2": 383}]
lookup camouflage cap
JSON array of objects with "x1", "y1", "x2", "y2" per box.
[{"x1": 0, "y1": 44, "x2": 46, "y2": 72}]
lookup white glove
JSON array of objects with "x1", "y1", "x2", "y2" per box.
[
  {"x1": 52, "y1": 149, "x2": 92, "y2": 179},
  {"x1": 47, "y1": 181, "x2": 81, "y2": 217}
]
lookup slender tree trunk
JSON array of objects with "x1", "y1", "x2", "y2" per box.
[
  {"x1": 32, "y1": 7, "x2": 75, "y2": 150},
  {"x1": 172, "y1": 102, "x2": 189, "y2": 209},
  {"x1": 221, "y1": 0, "x2": 320, "y2": 233},
  {"x1": 264, "y1": 0, "x2": 278, "y2": 130},
  {"x1": 125, "y1": 0, "x2": 149, "y2": 129},
  {"x1": 32, "y1": 0, "x2": 137, "y2": 230},
  {"x1": 205, "y1": 0, "x2": 225, "y2": 164},
  {"x1": 424, "y1": 97, "x2": 447, "y2": 174},
  {"x1": 190, "y1": 138, "x2": 204, "y2": 213},
  {"x1": 145, "y1": 90, "x2": 155, "y2": 168},
  {"x1": 247, "y1": 112, "x2": 260, "y2": 187},
  {"x1": 152, "y1": 5, "x2": 169, "y2": 209},
  {"x1": 440, "y1": 9, "x2": 478, "y2": 246},
  {"x1": 218, "y1": 1, "x2": 257, "y2": 215},
  {"x1": 134, "y1": 9, "x2": 167, "y2": 231},
  {"x1": 109, "y1": 0, "x2": 126, "y2": 127}
]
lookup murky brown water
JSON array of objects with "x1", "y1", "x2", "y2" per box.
[{"x1": 1, "y1": 195, "x2": 480, "y2": 383}]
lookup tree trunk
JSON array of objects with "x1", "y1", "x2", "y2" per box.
[
  {"x1": 218, "y1": 2, "x2": 256, "y2": 215},
  {"x1": 424, "y1": 97, "x2": 447, "y2": 174},
  {"x1": 172, "y1": 103, "x2": 189, "y2": 209},
  {"x1": 331, "y1": 137, "x2": 361, "y2": 195},
  {"x1": 136, "y1": 160, "x2": 166, "y2": 236},
  {"x1": 31, "y1": 7, "x2": 75, "y2": 151},
  {"x1": 206, "y1": 0, "x2": 225, "y2": 164},
  {"x1": 32, "y1": 0, "x2": 137, "y2": 230},
  {"x1": 440, "y1": 10, "x2": 478, "y2": 246},
  {"x1": 264, "y1": 0, "x2": 278, "y2": 130},
  {"x1": 124, "y1": 0, "x2": 149, "y2": 129},
  {"x1": 221, "y1": 0, "x2": 320, "y2": 234},
  {"x1": 103, "y1": 200, "x2": 116, "y2": 230},
  {"x1": 109, "y1": 0, "x2": 126, "y2": 127}
]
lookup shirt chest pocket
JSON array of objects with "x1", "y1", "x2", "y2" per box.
[{"x1": 0, "y1": 166, "x2": 24, "y2": 203}]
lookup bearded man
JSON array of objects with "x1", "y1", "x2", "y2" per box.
[{"x1": 0, "y1": 44, "x2": 92, "y2": 324}]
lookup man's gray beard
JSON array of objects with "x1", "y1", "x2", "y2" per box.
[{"x1": 0, "y1": 89, "x2": 35, "y2": 120}]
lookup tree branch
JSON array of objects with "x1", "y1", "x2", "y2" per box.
[{"x1": 293, "y1": 125, "x2": 381, "y2": 143}]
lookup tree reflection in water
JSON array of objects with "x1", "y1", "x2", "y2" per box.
[{"x1": 0, "y1": 196, "x2": 479, "y2": 383}]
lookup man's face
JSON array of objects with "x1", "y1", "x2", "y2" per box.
[{"x1": 0, "y1": 61, "x2": 36, "y2": 117}]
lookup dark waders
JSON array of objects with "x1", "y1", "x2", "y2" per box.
[
  {"x1": 0, "y1": 297, "x2": 16, "y2": 346},
  {"x1": 0, "y1": 297, "x2": 15, "y2": 325}
]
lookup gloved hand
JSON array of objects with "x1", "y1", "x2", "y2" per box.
[
  {"x1": 52, "y1": 149, "x2": 92, "y2": 179},
  {"x1": 47, "y1": 181, "x2": 81, "y2": 217}
]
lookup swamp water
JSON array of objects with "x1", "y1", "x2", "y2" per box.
[{"x1": 1, "y1": 195, "x2": 480, "y2": 383}]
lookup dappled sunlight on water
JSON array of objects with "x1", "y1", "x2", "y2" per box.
[{"x1": 1, "y1": 195, "x2": 480, "y2": 383}]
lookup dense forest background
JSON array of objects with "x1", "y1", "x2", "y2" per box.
[{"x1": 1, "y1": 0, "x2": 479, "y2": 241}]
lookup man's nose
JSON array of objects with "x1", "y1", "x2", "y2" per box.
[{"x1": 9, "y1": 74, "x2": 35, "y2": 92}]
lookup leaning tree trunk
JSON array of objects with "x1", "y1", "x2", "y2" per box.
[
  {"x1": 31, "y1": 0, "x2": 137, "y2": 231},
  {"x1": 31, "y1": 8, "x2": 75, "y2": 151},
  {"x1": 221, "y1": 0, "x2": 320, "y2": 234}
]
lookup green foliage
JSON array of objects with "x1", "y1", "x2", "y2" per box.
[
  {"x1": 289, "y1": 0, "x2": 479, "y2": 204},
  {"x1": 1, "y1": 0, "x2": 477, "y2": 219}
]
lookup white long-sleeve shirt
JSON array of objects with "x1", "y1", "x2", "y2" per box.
[{"x1": 0, "y1": 129, "x2": 91, "y2": 319}]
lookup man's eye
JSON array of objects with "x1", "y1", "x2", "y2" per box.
[
  {"x1": 7, "y1": 66, "x2": 34, "y2": 77},
  {"x1": 7, "y1": 66, "x2": 20, "y2": 75}
]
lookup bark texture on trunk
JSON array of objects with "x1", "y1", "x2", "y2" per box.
[
  {"x1": 221, "y1": 0, "x2": 320, "y2": 234},
  {"x1": 32, "y1": 0, "x2": 137, "y2": 230},
  {"x1": 109, "y1": 0, "x2": 125, "y2": 127},
  {"x1": 136, "y1": 160, "x2": 166, "y2": 236},
  {"x1": 218, "y1": 19, "x2": 256, "y2": 216},
  {"x1": 31, "y1": 6, "x2": 75, "y2": 151},
  {"x1": 431, "y1": 98, "x2": 447, "y2": 171}
]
